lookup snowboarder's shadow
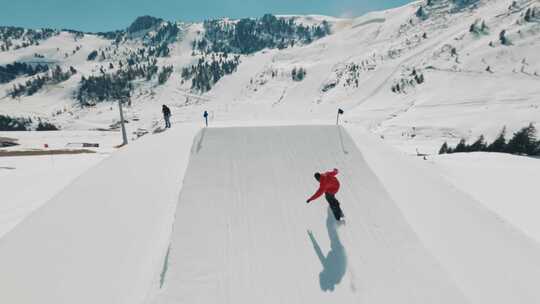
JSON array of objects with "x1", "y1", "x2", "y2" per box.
[
  {"x1": 153, "y1": 126, "x2": 166, "y2": 134},
  {"x1": 307, "y1": 208, "x2": 347, "y2": 292}
]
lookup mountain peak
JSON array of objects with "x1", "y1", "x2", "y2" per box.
[{"x1": 127, "y1": 15, "x2": 164, "y2": 33}]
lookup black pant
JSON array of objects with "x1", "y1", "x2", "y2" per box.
[{"x1": 325, "y1": 193, "x2": 343, "y2": 220}]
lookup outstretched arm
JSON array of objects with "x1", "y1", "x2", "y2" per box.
[{"x1": 307, "y1": 185, "x2": 325, "y2": 203}]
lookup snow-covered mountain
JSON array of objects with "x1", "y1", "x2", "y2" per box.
[
  {"x1": 2, "y1": 2, "x2": 540, "y2": 304},
  {"x1": 1, "y1": 0, "x2": 539, "y2": 153}
]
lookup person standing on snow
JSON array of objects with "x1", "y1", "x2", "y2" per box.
[
  {"x1": 203, "y1": 110, "x2": 209, "y2": 127},
  {"x1": 162, "y1": 104, "x2": 171, "y2": 128},
  {"x1": 307, "y1": 168, "x2": 344, "y2": 221}
]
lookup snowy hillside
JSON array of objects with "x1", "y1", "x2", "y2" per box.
[
  {"x1": 1, "y1": 125, "x2": 540, "y2": 304},
  {"x1": 0, "y1": 0, "x2": 538, "y2": 153},
  {"x1": 2, "y1": 1, "x2": 540, "y2": 303}
]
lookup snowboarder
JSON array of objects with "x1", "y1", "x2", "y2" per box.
[
  {"x1": 203, "y1": 110, "x2": 209, "y2": 127},
  {"x1": 307, "y1": 168, "x2": 344, "y2": 221},
  {"x1": 162, "y1": 105, "x2": 171, "y2": 128}
]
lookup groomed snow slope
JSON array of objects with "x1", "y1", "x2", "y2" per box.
[
  {"x1": 151, "y1": 125, "x2": 467, "y2": 304},
  {"x1": 1, "y1": 125, "x2": 540, "y2": 304},
  {"x1": 431, "y1": 153, "x2": 540, "y2": 242},
  {"x1": 0, "y1": 125, "x2": 200, "y2": 304},
  {"x1": 350, "y1": 126, "x2": 540, "y2": 304},
  {"x1": 0, "y1": 153, "x2": 108, "y2": 238},
  {"x1": 149, "y1": 125, "x2": 540, "y2": 304}
]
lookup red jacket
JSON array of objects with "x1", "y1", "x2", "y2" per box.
[{"x1": 307, "y1": 169, "x2": 340, "y2": 203}]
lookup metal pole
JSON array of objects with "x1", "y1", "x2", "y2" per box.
[
  {"x1": 118, "y1": 100, "x2": 128, "y2": 146},
  {"x1": 336, "y1": 108, "x2": 344, "y2": 125}
]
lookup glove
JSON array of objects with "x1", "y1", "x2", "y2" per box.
[{"x1": 306, "y1": 200, "x2": 310, "y2": 204}]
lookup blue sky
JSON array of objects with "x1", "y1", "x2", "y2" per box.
[{"x1": 0, "y1": 0, "x2": 411, "y2": 32}]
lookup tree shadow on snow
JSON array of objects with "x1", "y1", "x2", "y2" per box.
[{"x1": 307, "y1": 208, "x2": 347, "y2": 292}]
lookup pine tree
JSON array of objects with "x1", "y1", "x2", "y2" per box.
[
  {"x1": 416, "y1": 6, "x2": 427, "y2": 19},
  {"x1": 297, "y1": 68, "x2": 306, "y2": 81},
  {"x1": 499, "y1": 30, "x2": 509, "y2": 45},
  {"x1": 158, "y1": 65, "x2": 173, "y2": 84},
  {"x1": 469, "y1": 135, "x2": 487, "y2": 151},
  {"x1": 525, "y1": 8, "x2": 532, "y2": 22},
  {"x1": 481, "y1": 21, "x2": 488, "y2": 33},
  {"x1": 487, "y1": 127, "x2": 507, "y2": 152},
  {"x1": 506, "y1": 123, "x2": 539, "y2": 155},
  {"x1": 469, "y1": 23, "x2": 476, "y2": 33},
  {"x1": 87, "y1": 50, "x2": 98, "y2": 61},
  {"x1": 439, "y1": 142, "x2": 449, "y2": 154},
  {"x1": 36, "y1": 121, "x2": 59, "y2": 131},
  {"x1": 454, "y1": 139, "x2": 467, "y2": 153}
]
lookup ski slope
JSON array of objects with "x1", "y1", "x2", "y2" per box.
[
  {"x1": 146, "y1": 125, "x2": 530, "y2": 304},
  {"x1": 0, "y1": 153, "x2": 108, "y2": 238},
  {"x1": 2, "y1": 0, "x2": 540, "y2": 302},
  {"x1": 151, "y1": 125, "x2": 468, "y2": 303},
  {"x1": 2, "y1": 0, "x2": 540, "y2": 156},
  {"x1": 431, "y1": 152, "x2": 540, "y2": 242},
  {"x1": 1, "y1": 124, "x2": 540, "y2": 304},
  {"x1": 0, "y1": 125, "x2": 200, "y2": 304}
]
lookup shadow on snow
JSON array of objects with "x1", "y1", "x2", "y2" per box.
[{"x1": 307, "y1": 207, "x2": 347, "y2": 292}]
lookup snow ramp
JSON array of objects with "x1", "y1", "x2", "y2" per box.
[
  {"x1": 0, "y1": 125, "x2": 200, "y2": 304},
  {"x1": 1, "y1": 125, "x2": 539, "y2": 304},
  {"x1": 150, "y1": 125, "x2": 468, "y2": 304}
]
